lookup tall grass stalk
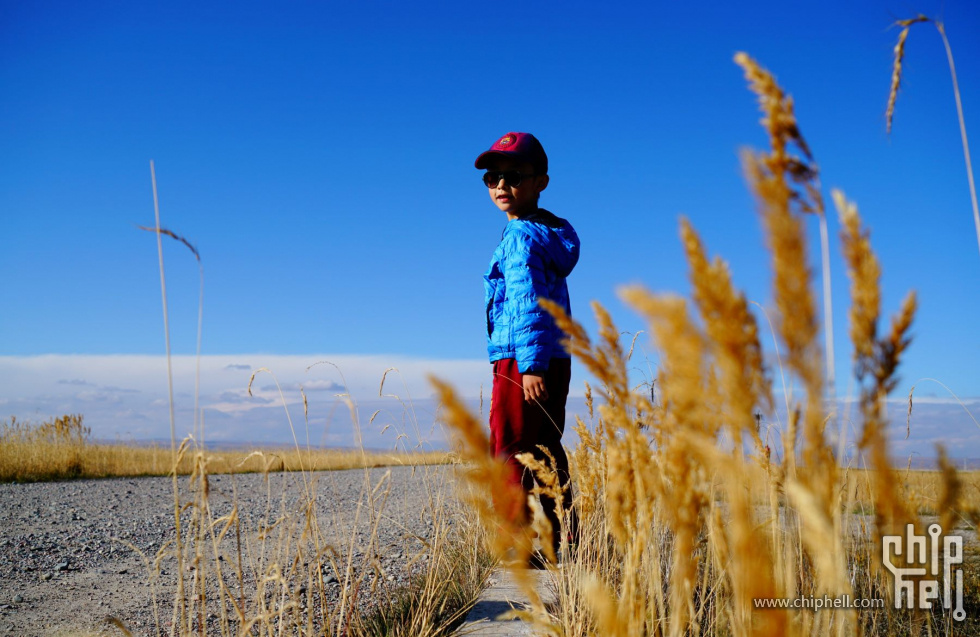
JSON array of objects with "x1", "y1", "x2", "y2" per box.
[
  {"x1": 133, "y1": 167, "x2": 489, "y2": 636},
  {"x1": 908, "y1": 378, "x2": 980, "y2": 433},
  {"x1": 148, "y1": 161, "x2": 175, "y2": 454},
  {"x1": 886, "y1": 16, "x2": 980, "y2": 262},
  {"x1": 147, "y1": 159, "x2": 190, "y2": 632}
]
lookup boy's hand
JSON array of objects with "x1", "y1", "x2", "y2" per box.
[{"x1": 523, "y1": 373, "x2": 549, "y2": 403}]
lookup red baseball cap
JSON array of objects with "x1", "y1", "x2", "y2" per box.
[{"x1": 474, "y1": 132, "x2": 548, "y2": 174}]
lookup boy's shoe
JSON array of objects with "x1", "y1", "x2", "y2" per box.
[
  {"x1": 526, "y1": 551, "x2": 546, "y2": 570},
  {"x1": 500, "y1": 546, "x2": 548, "y2": 569},
  {"x1": 527, "y1": 550, "x2": 552, "y2": 570},
  {"x1": 531, "y1": 544, "x2": 576, "y2": 569}
]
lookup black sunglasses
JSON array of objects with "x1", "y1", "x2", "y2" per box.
[{"x1": 482, "y1": 170, "x2": 536, "y2": 187}]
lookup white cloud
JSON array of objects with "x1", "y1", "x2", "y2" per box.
[
  {"x1": 259, "y1": 379, "x2": 345, "y2": 393},
  {"x1": 0, "y1": 354, "x2": 492, "y2": 448},
  {"x1": 75, "y1": 390, "x2": 124, "y2": 404},
  {"x1": 2, "y1": 355, "x2": 977, "y2": 463}
]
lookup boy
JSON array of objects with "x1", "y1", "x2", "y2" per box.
[{"x1": 475, "y1": 132, "x2": 580, "y2": 561}]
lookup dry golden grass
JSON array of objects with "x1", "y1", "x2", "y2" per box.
[
  {"x1": 431, "y1": 50, "x2": 980, "y2": 637},
  {"x1": 885, "y1": 15, "x2": 929, "y2": 135},
  {"x1": 0, "y1": 415, "x2": 450, "y2": 483},
  {"x1": 142, "y1": 442, "x2": 489, "y2": 637},
  {"x1": 884, "y1": 14, "x2": 980, "y2": 262}
]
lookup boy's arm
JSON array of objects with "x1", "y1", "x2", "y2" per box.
[{"x1": 504, "y1": 229, "x2": 556, "y2": 376}]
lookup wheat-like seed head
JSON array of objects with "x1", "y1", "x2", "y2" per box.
[
  {"x1": 602, "y1": 426, "x2": 659, "y2": 551},
  {"x1": 785, "y1": 478, "x2": 852, "y2": 595},
  {"x1": 619, "y1": 289, "x2": 710, "y2": 438},
  {"x1": 836, "y1": 190, "x2": 918, "y2": 542},
  {"x1": 680, "y1": 216, "x2": 772, "y2": 449},
  {"x1": 886, "y1": 16, "x2": 930, "y2": 134},
  {"x1": 428, "y1": 376, "x2": 533, "y2": 566},
  {"x1": 579, "y1": 572, "x2": 624, "y2": 637},
  {"x1": 539, "y1": 297, "x2": 597, "y2": 368},
  {"x1": 584, "y1": 381, "x2": 594, "y2": 421},
  {"x1": 838, "y1": 187, "x2": 917, "y2": 402},
  {"x1": 541, "y1": 297, "x2": 637, "y2": 417},
  {"x1": 750, "y1": 162, "x2": 836, "y2": 505},
  {"x1": 571, "y1": 415, "x2": 604, "y2": 517},
  {"x1": 734, "y1": 52, "x2": 813, "y2": 170},
  {"x1": 735, "y1": 56, "x2": 838, "y2": 508},
  {"x1": 743, "y1": 151, "x2": 823, "y2": 398},
  {"x1": 835, "y1": 189, "x2": 880, "y2": 380},
  {"x1": 886, "y1": 27, "x2": 912, "y2": 134},
  {"x1": 136, "y1": 225, "x2": 201, "y2": 261},
  {"x1": 936, "y1": 445, "x2": 962, "y2": 535},
  {"x1": 878, "y1": 291, "x2": 917, "y2": 394}
]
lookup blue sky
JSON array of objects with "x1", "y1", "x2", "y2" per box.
[{"x1": 1, "y1": 1, "x2": 978, "y2": 458}]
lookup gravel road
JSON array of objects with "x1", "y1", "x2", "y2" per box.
[{"x1": 0, "y1": 465, "x2": 456, "y2": 636}]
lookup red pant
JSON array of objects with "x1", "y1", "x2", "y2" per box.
[{"x1": 489, "y1": 358, "x2": 574, "y2": 550}]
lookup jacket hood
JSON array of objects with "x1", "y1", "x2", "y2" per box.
[{"x1": 516, "y1": 208, "x2": 580, "y2": 277}]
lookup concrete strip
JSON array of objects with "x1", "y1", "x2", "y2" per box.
[{"x1": 458, "y1": 568, "x2": 555, "y2": 636}]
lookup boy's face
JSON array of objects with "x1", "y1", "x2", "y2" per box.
[{"x1": 483, "y1": 158, "x2": 549, "y2": 220}]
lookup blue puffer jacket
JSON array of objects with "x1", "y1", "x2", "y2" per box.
[{"x1": 484, "y1": 209, "x2": 580, "y2": 373}]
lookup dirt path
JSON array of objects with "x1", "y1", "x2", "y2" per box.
[{"x1": 0, "y1": 465, "x2": 452, "y2": 636}]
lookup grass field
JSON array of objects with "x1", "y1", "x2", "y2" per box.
[
  {"x1": 433, "y1": 47, "x2": 980, "y2": 637},
  {"x1": 0, "y1": 414, "x2": 450, "y2": 483}
]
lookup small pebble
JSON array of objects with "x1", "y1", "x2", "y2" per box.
[
  {"x1": 40, "y1": 573, "x2": 52, "y2": 581},
  {"x1": 12, "y1": 596, "x2": 23, "y2": 604}
]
